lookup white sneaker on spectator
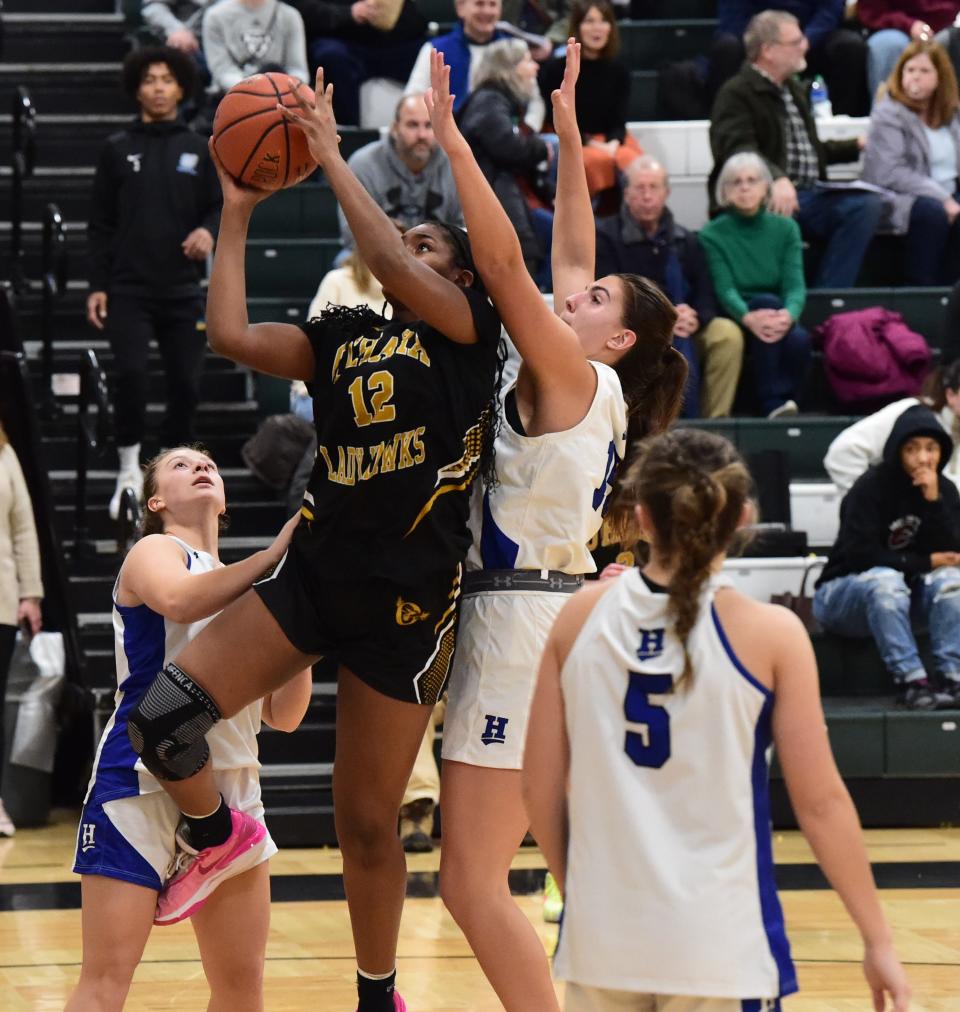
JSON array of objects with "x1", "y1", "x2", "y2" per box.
[
  {"x1": 109, "y1": 443, "x2": 143, "y2": 520},
  {"x1": 767, "y1": 400, "x2": 798, "y2": 420},
  {"x1": 0, "y1": 800, "x2": 15, "y2": 838}
]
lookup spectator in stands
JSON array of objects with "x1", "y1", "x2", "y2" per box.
[
  {"x1": 595, "y1": 156, "x2": 744, "y2": 418},
  {"x1": 699, "y1": 152, "x2": 811, "y2": 418},
  {"x1": 825, "y1": 360, "x2": 960, "y2": 492},
  {"x1": 813, "y1": 405, "x2": 960, "y2": 710},
  {"x1": 287, "y1": 0, "x2": 427, "y2": 126},
  {"x1": 708, "y1": 1, "x2": 869, "y2": 116},
  {"x1": 858, "y1": 0, "x2": 960, "y2": 102},
  {"x1": 538, "y1": 0, "x2": 640, "y2": 198},
  {"x1": 861, "y1": 41, "x2": 960, "y2": 285},
  {"x1": 709, "y1": 9, "x2": 883, "y2": 289},
  {"x1": 87, "y1": 47, "x2": 220, "y2": 519},
  {"x1": 458, "y1": 39, "x2": 555, "y2": 283},
  {"x1": 0, "y1": 422, "x2": 43, "y2": 839},
  {"x1": 202, "y1": 0, "x2": 309, "y2": 94},
  {"x1": 338, "y1": 94, "x2": 463, "y2": 250},
  {"x1": 142, "y1": 1, "x2": 214, "y2": 53}
]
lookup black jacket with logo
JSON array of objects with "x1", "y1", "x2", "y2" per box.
[
  {"x1": 818, "y1": 405, "x2": 960, "y2": 586},
  {"x1": 87, "y1": 118, "x2": 221, "y2": 299}
]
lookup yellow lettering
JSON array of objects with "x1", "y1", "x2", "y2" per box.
[
  {"x1": 379, "y1": 335, "x2": 399, "y2": 360},
  {"x1": 397, "y1": 328, "x2": 417, "y2": 356},
  {"x1": 319, "y1": 444, "x2": 336, "y2": 479},
  {"x1": 380, "y1": 433, "x2": 401, "y2": 473},
  {"x1": 331, "y1": 342, "x2": 349, "y2": 383},
  {"x1": 357, "y1": 337, "x2": 377, "y2": 365},
  {"x1": 367, "y1": 441, "x2": 382, "y2": 478},
  {"x1": 412, "y1": 426, "x2": 426, "y2": 465},
  {"x1": 406, "y1": 334, "x2": 431, "y2": 367},
  {"x1": 399, "y1": 429, "x2": 416, "y2": 469}
]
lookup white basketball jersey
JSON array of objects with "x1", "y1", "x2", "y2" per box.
[
  {"x1": 467, "y1": 361, "x2": 627, "y2": 574},
  {"x1": 554, "y1": 570, "x2": 797, "y2": 1000},
  {"x1": 87, "y1": 536, "x2": 262, "y2": 803}
]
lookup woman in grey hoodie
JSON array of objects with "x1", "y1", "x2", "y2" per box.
[{"x1": 862, "y1": 39, "x2": 960, "y2": 285}]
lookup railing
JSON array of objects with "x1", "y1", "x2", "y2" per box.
[
  {"x1": 10, "y1": 87, "x2": 36, "y2": 294},
  {"x1": 39, "y1": 203, "x2": 67, "y2": 417},
  {"x1": 73, "y1": 350, "x2": 112, "y2": 560}
]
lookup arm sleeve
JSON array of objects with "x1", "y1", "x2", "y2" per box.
[
  {"x1": 802, "y1": 0, "x2": 844, "y2": 50},
  {"x1": 841, "y1": 479, "x2": 931, "y2": 575},
  {"x1": 404, "y1": 42, "x2": 433, "y2": 96},
  {"x1": 781, "y1": 218, "x2": 806, "y2": 322},
  {"x1": 863, "y1": 107, "x2": 952, "y2": 201},
  {"x1": 682, "y1": 233, "x2": 718, "y2": 326},
  {"x1": 282, "y1": 9, "x2": 310, "y2": 85},
  {"x1": 87, "y1": 141, "x2": 118, "y2": 292},
  {"x1": 823, "y1": 400, "x2": 913, "y2": 493},
  {"x1": 203, "y1": 11, "x2": 246, "y2": 92},
  {"x1": 141, "y1": 1, "x2": 185, "y2": 36},
  {"x1": 699, "y1": 226, "x2": 750, "y2": 321},
  {"x1": 855, "y1": 0, "x2": 916, "y2": 34},
  {"x1": 4, "y1": 448, "x2": 43, "y2": 602},
  {"x1": 465, "y1": 93, "x2": 548, "y2": 170},
  {"x1": 710, "y1": 85, "x2": 788, "y2": 181}
]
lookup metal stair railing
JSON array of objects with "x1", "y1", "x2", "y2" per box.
[
  {"x1": 73, "y1": 349, "x2": 112, "y2": 561},
  {"x1": 40, "y1": 203, "x2": 67, "y2": 418},
  {"x1": 9, "y1": 87, "x2": 36, "y2": 294}
]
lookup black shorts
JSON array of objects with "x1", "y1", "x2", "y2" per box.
[{"x1": 253, "y1": 534, "x2": 461, "y2": 706}]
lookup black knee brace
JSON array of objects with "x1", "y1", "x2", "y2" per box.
[{"x1": 127, "y1": 662, "x2": 222, "y2": 782}]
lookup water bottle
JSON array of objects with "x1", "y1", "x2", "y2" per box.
[{"x1": 810, "y1": 75, "x2": 833, "y2": 120}]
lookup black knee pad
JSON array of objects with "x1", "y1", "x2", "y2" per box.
[{"x1": 127, "y1": 662, "x2": 222, "y2": 782}]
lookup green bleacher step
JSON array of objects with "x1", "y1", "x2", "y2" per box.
[
  {"x1": 245, "y1": 238, "x2": 341, "y2": 298},
  {"x1": 619, "y1": 19, "x2": 715, "y2": 67},
  {"x1": 886, "y1": 712, "x2": 960, "y2": 776}
]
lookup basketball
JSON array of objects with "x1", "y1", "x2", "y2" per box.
[{"x1": 212, "y1": 72, "x2": 317, "y2": 190}]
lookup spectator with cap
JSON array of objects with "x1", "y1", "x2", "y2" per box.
[
  {"x1": 709, "y1": 9, "x2": 883, "y2": 288},
  {"x1": 595, "y1": 155, "x2": 744, "y2": 418}
]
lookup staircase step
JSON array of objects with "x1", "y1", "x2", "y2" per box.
[
  {"x1": 0, "y1": 114, "x2": 130, "y2": 167},
  {"x1": 4, "y1": 0, "x2": 116, "y2": 10},
  {"x1": 3, "y1": 16, "x2": 128, "y2": 63},
  {"x1": 28, "y1": 367, "x2": 248, "y2": 405},
  {"x1": 20, "y1": 338, "x2": 239, "y2": 374},
  {"x1": 0, "y1": 168, "x2": 95, "y2": 219},
  {"x1": 0, "y1": 65, "x2": 131, "y2": 116},
  {"x1": 43, "y1": 431, "x2": 251, "y2": 469},
  {"x1": 49, "y1": 467, "x2": 274, "y2": 504},
  {"x1": 260, "y1": 722, "x2": 335, "y2": 765}
]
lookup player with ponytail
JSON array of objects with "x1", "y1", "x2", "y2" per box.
[{"x1": 524, "y1": 428, "x2": 911, "y2": 1012}]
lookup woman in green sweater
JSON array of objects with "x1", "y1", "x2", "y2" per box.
[{"x1": 700, "y1": 152, "x2": 811, "y2": 418}]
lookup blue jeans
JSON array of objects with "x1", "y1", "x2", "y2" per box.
[
  {"x1": 744, "y1": 294, "x2": 811, "y2": 415},
  {"x1": 813, "y1": 566, "x2": 960, "y2": 682},
  {"x1": 675, "y1": 335, "x2": 701, "y2": 419},
  {"x1": 796, "y1": 187, "x2": 883, "y2": 288}
]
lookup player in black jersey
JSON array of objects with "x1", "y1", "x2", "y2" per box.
[{"x1": 126, "y1": 70, "x2": 502, "y2": 1012}]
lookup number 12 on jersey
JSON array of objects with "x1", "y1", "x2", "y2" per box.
[{"x1": 623, "y1": 671, "x2": 674, "y2": 769}]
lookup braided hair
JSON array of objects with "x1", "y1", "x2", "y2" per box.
[{"x1": 615, "y1": 428, "x2": 753, "y2": 686}]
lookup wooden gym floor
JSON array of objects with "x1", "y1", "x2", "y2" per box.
[{"x1": 0, "y1": 811, "x2": 958, "y2": 1010}]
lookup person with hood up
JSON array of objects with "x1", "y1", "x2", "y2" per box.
[{"x1": 813, "y1": 404, "x2": 960, "y2": 710}]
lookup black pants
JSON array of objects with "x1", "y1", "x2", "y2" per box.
[
  {"x1": 105, "y1": 294, "x2": 205, "y2": 448},
  {"x1": 0, "y1": 624, "x2": 17, "y2": 784},
  {"x1": 709, "y1": 29, "x2": 870, "y2": 116}
]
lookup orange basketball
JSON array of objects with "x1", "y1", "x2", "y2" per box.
[{"x1": 212, "y1": 72, "x2": 317, "y2": 190}]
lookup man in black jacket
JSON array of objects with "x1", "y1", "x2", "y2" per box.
[
  {"x1": 87, "y1": 47, "x2": 220, "y2": 519},
  {"x1": 709, "y1": 9, "x2": 882, "y2": 287},
  {"x1": 595, "y1": 156, "x2": 743, "y2": 418},
  {"x1": 813, "y1": 405, "x2": 960, "y2": 710}
]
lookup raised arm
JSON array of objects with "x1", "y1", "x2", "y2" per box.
[
  {"x1": 549, "y1": 42, "x2": 596, "y2": 313},
  {"x1": 205, "y1": 144, "x2": 316, "y2": 380},
  {"x1": 424, "y1": 49, "x2": 596, "y2": 406},
  {"x1": 279, "y1": 70, "x2": 482, "y2": 345},
  {"x1": 771, "y1": 608, "x2": 911, "y2": 1011},
  {"x1": 118, "y1": 514, "x2": 300, "y2": 626}
]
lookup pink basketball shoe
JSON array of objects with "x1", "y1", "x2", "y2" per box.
[
  {"x1": 355, "y1": 992, "x2": 407, "y2": 1012},
  {"x1": 154, "y1": 808, "x2": 267, "y2": 926}
]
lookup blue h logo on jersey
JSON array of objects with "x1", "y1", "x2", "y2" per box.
[
  {"x1": 481, "y1": 714, "x2": 508, "y2": 745},
  {"x1": 637, "y1": 628, "x2": 665, "y2": 661}
]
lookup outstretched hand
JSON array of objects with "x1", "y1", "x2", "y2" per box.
[
  {"x1": 551, "y1": 39, "x2": 581, "y2": 138},
  {"x1": 425, "y1": 49, "x2": 465, "y2": 153},
  {"x1": 208, "y1": 138, "x2": 272, "y2": 212},
  {"x1": 276, "y1": 68, "x2": 342, "y2": 169}
]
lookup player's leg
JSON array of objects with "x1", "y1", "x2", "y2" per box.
[
  {"x1": 333, "y1": 665, "x2": 434, "y2": 1003},
  {"x1": 191, "y1": 861, "x2": 271, "y2": 1012},
  {"x1": 439, "y1": 761, "x2": 560, "y2": 1011},
  {"x1": 128, "y1": 586, "x2": 317, "y2": 818},
  {"x1": 64, "y1": 876, "x2": 157, "y2": 1012},
  {"x1": 155, "y1": 296, "x2": 206, "y2": 446}
]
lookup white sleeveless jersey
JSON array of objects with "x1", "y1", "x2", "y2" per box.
[
  {"x1": 466, "y1": 361, "x2": 627, "y2": 574},
  {"x1": 554, "y1": 570, "x2": 797, "y2": 1000},
  {"x1": 86, "y1": 536, "x2": 262, "y2": 803}
]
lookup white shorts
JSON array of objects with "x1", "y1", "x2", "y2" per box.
[
  {"x1": 73, "y1": 766, "x2": 277, "y2": 891},
  {"x1": 442, "y1": 589, "x2": 570, "y2": 769},
  {"x1": 564, "y1": 984, "x2": 782, "y2": 1012}
]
